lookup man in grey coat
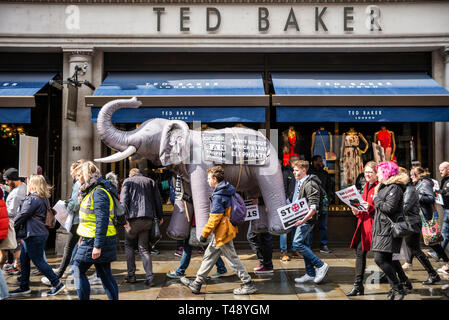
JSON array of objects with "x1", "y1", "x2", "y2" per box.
[{"x1": 121, "y1": 168, "x2": 163, "y2": 286}]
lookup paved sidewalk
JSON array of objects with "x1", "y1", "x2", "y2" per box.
[{"x1": 3, "y1": 247, "x2": 449, "y2": 300}]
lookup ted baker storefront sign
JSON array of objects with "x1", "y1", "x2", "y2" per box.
[{"x1": 2, "y1": 3, "x2": 449, "y2": 36}]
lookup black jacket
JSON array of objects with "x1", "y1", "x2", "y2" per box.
[
  {"x1": 287, "y1": 174, "x2": 322, "y2": 223},
  {"x1": 308, "y1": 166, "x2": 333, "y2": 202},
  {"x1": 372, "y1": 173, "x2": 407, "y2": 254},
  {"x1": 415, "y1": 176, "x2": 435, "y2": 221},
  {"x1": 282, "y1": 165, "x2": 295, "y2": 194},
  {"x1": 440, "y1": 176, "x2": 449, "y2": 209},
  {"x1": 120, "y1": 173, "x2": 163, "y2": 220},
  {"x1": 403, "y1": 183, "x2": 422, "y2": 234}
]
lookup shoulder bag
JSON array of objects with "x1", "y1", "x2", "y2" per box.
[{"x1": 419, "y1": 210, "x2": 443, "y2": 246}]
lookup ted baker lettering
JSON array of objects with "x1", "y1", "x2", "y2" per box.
[{"x1": 152, "y1": 6, "x2": 382, "y2": 33}]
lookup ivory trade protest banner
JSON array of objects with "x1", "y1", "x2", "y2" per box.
[
  {"x1": 244, "y1": 200, "x2": 260, "y2": 221},
  {"x1": 277, "y1": 198, "x2": 309, "y2": 230},
  {"x1": 336, "y1": 185, "x2": 367, "y2": 211}
]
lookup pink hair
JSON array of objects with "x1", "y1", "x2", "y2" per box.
[{"x1": 376, "y1": 161, "x2": 399, "y2": 181}]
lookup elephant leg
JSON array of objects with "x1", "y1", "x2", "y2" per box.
[
  {"x1": 166, "y1": 199, "x2": 193, "y2": 240},
  {"x1": 253, "y1": 153, "x2": 288, "y2": 235},
  {"x1": 249, "y1": 205, "x2": 269, "y2": 233},
  {"x1": 188, "y1": 164, "x2": 213, "y2": 241}
]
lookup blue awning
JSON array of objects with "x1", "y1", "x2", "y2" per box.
[
  {"x1": 86, "y1": 72, "x2": 268, "y2": 123},
  {"x1": 272, "y1": 72, "x2": 449, "y2": 122},
  {"x1": 91, "y1": 106, "x2": 266, "y2": 123},
  {"x1": 0, "y1": 72, "x2": 56, "y2": 123}
]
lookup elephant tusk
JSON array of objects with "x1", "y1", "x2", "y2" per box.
[{"x1": 94, "y1": 145, "x2": 137, "y2": 163}]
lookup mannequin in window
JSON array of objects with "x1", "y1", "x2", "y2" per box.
[
  {"x1": 374, "y1": 126, "x2": 396, "y2": 161},
  {"x1": 311, "y1": 127, "x2": 333, "y2": 167},
  {"x1": 340, "y1": 128, "x2": 368, "y2": 188},
  {"x1": 282, "y1": 126, "x2": 300, "y2": 166}
]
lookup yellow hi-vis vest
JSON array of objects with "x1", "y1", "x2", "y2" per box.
[{"x1": 77, "y1": 186, "x2": 117, "y2": 238}]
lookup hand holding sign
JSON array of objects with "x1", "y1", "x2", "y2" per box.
[
  {"x1": 277, "y1": 198, "x2": 310, "y2": 230},
  {"x1": 336, "y1": 186, "x2": 367, "y2": 212}
]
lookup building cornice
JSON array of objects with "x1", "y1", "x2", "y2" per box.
[{"x1": 1, "y1": 0, "x2": 449, "y2": 3}]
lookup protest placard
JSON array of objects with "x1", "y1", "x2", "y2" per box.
[
  {"x1": 244, "y1": 200, "x2": 260, "y2": 221},
  {"x1": 276, "y1": 198, "x2": 309, "y2": 230},
  {"x1": 432, "y1": 179, "x2": 444, "y2": 206},
  {"x1": 53, "y1": 200, "x2": 73, "y2": 232},
  {"x1": 335, "y1": 185, "x2": 367, "y2": 211}
]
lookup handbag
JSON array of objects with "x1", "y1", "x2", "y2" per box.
[
  {"x1": 44, "y1": 202, "x2": 57, "y2": 229},
  {"x1": 317, "y1": 130, "x2": 337, "y2": 161},
  {"x1": 383, "y1": 211, "x2": 414, "y2": 239},
  {"x1": 149, "y1": 217, "x2": 162, "y2": 246},
  {"x1": 419, "y1": 211, "x2": 443, "y2": 246},
  {"x1": 0, "y1": 220, "x2": 17, "y2": 250}
]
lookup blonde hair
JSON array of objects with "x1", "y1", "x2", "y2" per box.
[
  {"x1": 70, "y1": 159, "x2": 86, "y2": 175},
  {"x1": 27, "y1": 175, "x2": 52, "y2": 198},
  {"x1": 80, "y1": 161, "x2": 101, "y2": 183},
  {"x1": 365, "y1": 161, "x2": 377, "y2": 173},
  {"x1": 291, "y1": 159, "x2": 309, "y2": 171},
  {"x1": 129, "y1": 168, "x2": 140, "y2": 177}
]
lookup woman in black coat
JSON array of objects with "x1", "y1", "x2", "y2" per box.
[
  {"x1": 411, "y1": 166, "x2": 449, "y2": 276},
  {"x1": 372, "y1": 161, "x2": 407, "y2": 300},
  {"x1": 397, "y1": 167, "x2": 441, "y2": 285}
]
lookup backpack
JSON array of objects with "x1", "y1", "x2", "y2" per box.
[
  {"x1": 111, "y1": 194, "x2": 128, "y2": 227},
  {"x1": 228, "y1": 192, "x2": 247, "y2": 226}
]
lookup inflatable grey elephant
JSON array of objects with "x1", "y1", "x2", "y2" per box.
[{"x1": 94, "y1": 97, "x2": 287, "y2": 238}]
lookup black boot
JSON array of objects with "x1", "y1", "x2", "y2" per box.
[
  {"x1": 417, "y1": 251, "x2": 440, "y2": 284},
  {"x1": 422, "y1": 273, "x2": 441, "y2": 285},
  {"x1": 403, "y1": 279, "x2": 413, "y2": 291},
  {"x1": 378, "y1": 272, "x2": 389, "y2": 284},
  {"x1": 388, "y1": 284, "x2": 405, "y2": 300},
  {"x1": 346, "y1": 282, "x2": 364, "y2": 296}
]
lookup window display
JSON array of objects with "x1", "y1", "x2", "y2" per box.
[
  {"x1": 282, "y1": 126, "x2": 300, "y2": 166},
  {"x1": 374, "y1": 126, "x2": 396, "y2": 161},
  {"x1": 339, "y1": 128, "x2": 369, "y2": 189},
  {"x1": 311, "y1": 127, "x2": 333, "y2": 167}
]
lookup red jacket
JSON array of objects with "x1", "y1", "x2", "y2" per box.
[
  {"x1": 350, "y1": 181, "x2": 378, "y2": 251},
  {"x1": 0, "y1": 199, "x2": 9, "y2": 240}
]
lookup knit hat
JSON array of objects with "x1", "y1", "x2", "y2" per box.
[{"x1": 3, "y1": 168, "x2": 20, "y2": 181}]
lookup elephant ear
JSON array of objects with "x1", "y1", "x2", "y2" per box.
[{"x1": 159, "y1": 120, "x2": 190, "y2": 166}]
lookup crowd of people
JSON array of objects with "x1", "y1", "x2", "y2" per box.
[{"x1": 0, "y1": 156, "x2": 448, "y2": 300}]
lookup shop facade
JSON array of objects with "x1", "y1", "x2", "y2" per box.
[{"x1": 1, "y1": 0, "x2": 449, "y2": 246}]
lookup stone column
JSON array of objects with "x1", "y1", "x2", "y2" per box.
[
  {"x1": 433, "y1": 47, "x2": 449, "y2": 178},
  {"x1": 61, "y1": 49, "x2": 95, "y2": 198}
]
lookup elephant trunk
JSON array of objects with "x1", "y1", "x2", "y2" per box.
[{"x1": 95, "y1": 97, "x2": 142, "y2": 162}]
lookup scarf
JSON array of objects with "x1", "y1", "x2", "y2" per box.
[{"x1": 78, "y1": 172, "x2": 101, "y2": 204}]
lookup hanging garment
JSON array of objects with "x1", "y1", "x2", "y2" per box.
[
  {"x1": 376, "y1": 129, "x2": 397, "y2": 161},
  {"x1": 313, "y1": 129, "x2": 330, "y2": 166},
  {"x1": 283, "y1": 135, "x2": 299, "y2": 166},
  {"x1": 340, "y1": 134, "x2": 364, "y2": 188}
]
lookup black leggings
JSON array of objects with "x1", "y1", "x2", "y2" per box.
[
  {"x1": 374, "y1": 251, "x2": 400, "y2": 288},
  {"x1": 354, "y1": 240, "x2": 368, "y2": 284},
  {"x1": 406, "y1": 233, "x2": 449, "y2": 264}
]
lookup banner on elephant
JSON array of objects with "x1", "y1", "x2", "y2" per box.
[
  {"x1": 202, "y1": 131, "x2": 269, "y2": 165},
  {"x1": 277, "y1": 198, "x2": 309, "y2": 230}
]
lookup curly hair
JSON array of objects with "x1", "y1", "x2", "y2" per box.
[{"x1": 376, "y1": 161, "x2": 399, "y2": 181}]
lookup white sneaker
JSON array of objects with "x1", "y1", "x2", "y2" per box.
[
  {"x1": 437, "y1": 267, "x2": 449, "y2": 276},
  {"x1": 314, "y1": 262, "x2": 329, "y2": 284},
  {"x1": 427, "y1": 251, "x2": 440, "y2": 262},
  {"x1": 294, "y1": 274, "x2": 315, "y2": 283},
  {"x1": 41, "y1": 276, "x2": 51, "y2": 287},
  {"x1": 89, "y1": 275, "x2": 102, "y2": 285},
  {"x1": 402, "y1": 262, "x2": 413, "y2": 270}
]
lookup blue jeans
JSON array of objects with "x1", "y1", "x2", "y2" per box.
[
  {"x1": 441, "y1": 209, "x2": 449, "y2": 251},
  {"x1": 72, "y1": 260, "x2": 118, "y2": 300},
  {"x1": 175, "y1": 236, "x2": 227, "y2": 276},
  {"x1": 319, "y1": 212, "x2": 329, "y2": 247},
  {"x1": 20, "y1": 235, "x2": 60, "y2": 289},
  {"x1": 280, "y1": 227, "x2": 297, "y2": 252},
  {"x1": 291, "y1": 224, "x2": 324, "y2": 277}
]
